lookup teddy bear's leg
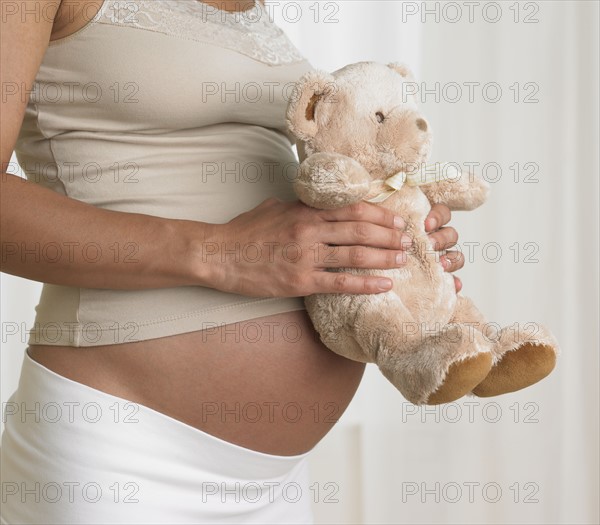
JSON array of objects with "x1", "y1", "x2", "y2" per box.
[
  {"x1": 471, "y1": 323, "x2": 559, "y2": 397},
  {"x1": 350, "y1": 293, "x2": 493, "y2": 405},
  {"x1": 304, "y1": 292, "x2": 373, "y2": 363},
  {"x1": 438, "y1": 295, "x2": 559, "y2": 398},
  {"x1": 425, "y1": 295, "x2": 495, "y2": 404}
]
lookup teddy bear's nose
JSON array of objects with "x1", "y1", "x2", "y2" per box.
[{"x1": 416, "y1": 118, "x2": 428, "y2": 132}]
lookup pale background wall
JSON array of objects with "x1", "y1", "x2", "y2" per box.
[{"x1": 2, "y1": 1, "x2": 599, "y2": 524}]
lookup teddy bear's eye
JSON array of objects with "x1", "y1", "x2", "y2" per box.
[{"x1": 376, "y1": 112, "x2": 385, "y2": 123}]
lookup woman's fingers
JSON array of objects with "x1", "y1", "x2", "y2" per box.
[
  {"x1": 425, "y1": 203, "x2": 452, "y2": 232},
  {"x1": 307, "y1": 266, "x2": 463, "y2": 295},
  {"x1": 318, "y1": 201, "x2": 406, "y2": 230},
  {"x1": 453, "y1": 275, "x2": 463, "y2": 293},
  {"x1": 428, "y1": 226, "x2": 459, "y2": 251},
  {"x1": 424, "y1": 204, "x2": 464, "y2": 285},
  {"x1": 313, "y1": 243, "x2": 408, "y2": 270},
  {"x1": 309, "y1": 249, "x2": 465, "y2": 293},
  {"x1": 318, "y1": 221, "x2": 412, "y2": 250},
  {"x1": 310, "y1": 269, "x2": 394, "y2": 294},
  {"x1": 314, "y1": 242, "x2": 465, "y2": 272},
  {"x1": 441, "y1": 252, "x2": 464, "y2": 293},
  {"x1": 440, "y1": 250, "x2": 465, "y2": 272}
]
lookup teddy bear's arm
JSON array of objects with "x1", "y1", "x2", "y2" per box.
[
  {"x1": 294, "y1": 152, "x2": 372, "y2": 210},
  {"x1": 420, "y1": 170, "x2": 491, "y2": 211}
]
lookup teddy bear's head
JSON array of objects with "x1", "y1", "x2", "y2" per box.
[{"x1": 287, "y1": 61, "x2": 432, "y2": 179}]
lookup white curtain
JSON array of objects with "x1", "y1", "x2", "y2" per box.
[{"x1": 2, "y1": 1, "x2": 598, "y2": 524}]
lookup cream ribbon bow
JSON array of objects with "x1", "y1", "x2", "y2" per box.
[{"x1": 364, "y1": 162, "x2": 462, "y2": 203}]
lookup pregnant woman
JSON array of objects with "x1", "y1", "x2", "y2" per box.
[{"x1": 0, "y1": 1, "x2": 464, "y2": 523}]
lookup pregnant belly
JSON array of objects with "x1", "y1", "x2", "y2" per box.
[{"x1": 27, "y1": 310, "x2": 366, "y2": 456}]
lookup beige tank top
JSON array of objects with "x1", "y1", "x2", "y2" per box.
[{"x1": 15, "y1": 0, "x2": 313, "y2": 347}]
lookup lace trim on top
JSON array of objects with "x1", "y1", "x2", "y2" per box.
[{"x1": 92, "y1": 0, "x2": 306, "y2": 66}]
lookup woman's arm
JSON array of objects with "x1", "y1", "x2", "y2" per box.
[
  {"x1": 0, "y1": 0, "x2": 215, "y2": 290},
  {"x1": 1, "y1": 174, "x2": 216, "y2": 289}
]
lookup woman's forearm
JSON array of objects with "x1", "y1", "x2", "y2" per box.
[{"x1": 0, "y1": 173, "x2": 215, "y2": 290}]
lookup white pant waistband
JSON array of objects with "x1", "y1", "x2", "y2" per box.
[{"x1": 0, "y1": 349, "x2": 315, "y2": 524}]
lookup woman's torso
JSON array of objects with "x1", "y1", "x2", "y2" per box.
[{"x1": 23, "y1": 0, "x2": 365, "y2": 457}]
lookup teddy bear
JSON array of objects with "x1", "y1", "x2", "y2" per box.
[{"x1": 285, "y1": 61, "x2": 559, "y2": 405}]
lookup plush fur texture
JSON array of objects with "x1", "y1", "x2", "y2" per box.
[{"x1": 286, "y1": 61, "x2": 560, "y2": 405}]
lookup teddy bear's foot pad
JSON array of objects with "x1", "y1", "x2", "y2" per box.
[
  {"x1": 426, "y1": 352, "x2": 493, "y2": 405},
  {"x1": 472, "y1": 343, "x2": 556, "y2": 397}
]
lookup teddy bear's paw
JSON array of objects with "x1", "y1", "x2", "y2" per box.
[
  {"x1": 422, "y1": 323, "x2": 494, "y2": 405},
  {"x1": 471, "y1": 323, "x2": 559, "y2": 397},
  {"x1": 294, "y1": 153, "x2": 371, "y2": 209},
  {"x1": 426, "y1": 352, "x2": 493, "y2": 405},
  {"x1": 377, "y1": 323, "x2": 494, "y2": 405}
]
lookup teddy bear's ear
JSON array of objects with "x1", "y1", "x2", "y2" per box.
[
  {"x1": 286, "y1": 69, "x2": 337, "y2": 142},
  {"x1": 387, "y1": 62, "x2": 416, "y2": 82}
]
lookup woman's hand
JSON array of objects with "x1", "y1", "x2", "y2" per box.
[
  {"x1": 199, "y1": 197, "x2": 413, "y2": 298},
  {"x1": 425, "y1": 203, "x2": 464, "y2": 293}
]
